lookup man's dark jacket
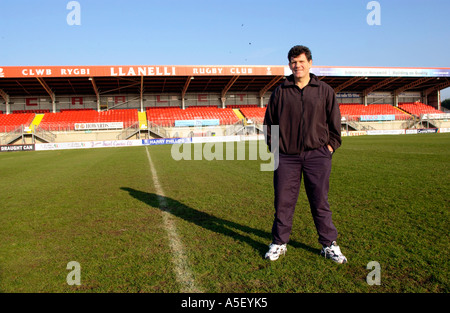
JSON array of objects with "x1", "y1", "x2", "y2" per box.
[{"x1": 264, "y1": 73, "x2": 342, "y2": 155}]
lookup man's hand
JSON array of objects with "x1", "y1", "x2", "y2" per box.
[{"x1": 327, "y1": 145, "x2": 334, "y2": 154}]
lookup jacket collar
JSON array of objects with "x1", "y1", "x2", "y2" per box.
[{"x1": 283, "y1": 73, "x2": 319, "y2": 88}]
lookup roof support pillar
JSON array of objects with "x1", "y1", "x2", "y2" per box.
[
  {"x1": 259, "y1": 96, "x2": 265, "y2": 108},
  {"x1": 89, "y1": 77, "x2": 100, "y2": 111},
  {"x1": 221, "y1": 76, "x2": 239, "y2": 109},
  {"x1": 421, "y1": 90, "x2": 428, "y2": 105},
  {"x1": 36, "y1": 77, "x2": 56, "y2": 113},
  {"x1": 0, "y1": 89, "x2": 10, "y2": 114},
  {"x1": 437, "y1": 90, "x2": 440, "y2": 110},
  {"x1": 140, "y1": 76, "x2": 144, "y2": 112},
  {"x1": 424, "y1": 78, "x2": 450, "y2": 110},
  {"x1": 181, "y1": 76, "x2": 193, "y2": 110},
  {"x1": 259, "y1": 76, "x2": 284, "y2": 108},
  {"x1": 362, "y1": 77, "x2": 400, "y2": 106},
  {"x1": 394, "y1": 77, "x2": 435, "y2": 107},
  {"x1": 393, "y1": 91, "x2": 399, "y2": 107}
]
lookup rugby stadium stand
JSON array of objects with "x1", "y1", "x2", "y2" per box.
[
  {"x1": 146, "y1": 106, "x2": 240, "y2": 127},
  {"x1": 398, "y1": 102, "x2": 444, "y2": 117},
  {"x1": 1, "y1": 64, "x2": 449, "y2": 143},
  {"x1": 339, "y1": 103, "x2": 411, "y2": 121},
  {"x1": 39, "y1": 109, "x2": 138, "y2": 131}
]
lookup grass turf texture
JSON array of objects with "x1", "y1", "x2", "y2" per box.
[{"x1": 0, "y1": 133, "x2": 448, "y2": 293}]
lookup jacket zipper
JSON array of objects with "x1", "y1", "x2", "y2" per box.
[{"x1": 299, "y1": 86, "x2": 305, "y2": 153}]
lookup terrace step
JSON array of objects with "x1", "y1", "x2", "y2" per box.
[
  {"x1": 28, "y1": 114, "x2": 45, "y2": 133},
  {"x1": 233, "y1": 109, "x2": 246, "y2": 122},
  {"x1": 138, "y1": 111, "x2": 148, "y2": 130}
]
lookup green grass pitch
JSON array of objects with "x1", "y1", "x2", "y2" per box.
[{"x1": 0, "y1": 133, "x2": 448, "y2": 293}]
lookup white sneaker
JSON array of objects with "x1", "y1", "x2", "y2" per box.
[
  {"x1": 320, "y1": 241, "x2": 347, "y2": 264},
  {"x1": 265, "y1": 243, "x2": 287, "y2": 261}
]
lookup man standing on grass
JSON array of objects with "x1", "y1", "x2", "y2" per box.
[{"x1": 263, "y1": 45, "x2": 347, "y2": 263}]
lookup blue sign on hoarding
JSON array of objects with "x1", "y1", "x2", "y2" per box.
[
  {"x1": 417, "y1": 129, "x2": 438, "y2": 134},
  {"x1": 142, "y1": 138, "x2": 192, "y2": 145}
]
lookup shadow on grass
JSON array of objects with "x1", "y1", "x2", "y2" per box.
[{"x1": 121, "y1": 187, "x2": 319, "y2": 258}]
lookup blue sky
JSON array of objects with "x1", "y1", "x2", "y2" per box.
[{"x1": 1, "y1": 0, "x2": 449, "y2": 98}]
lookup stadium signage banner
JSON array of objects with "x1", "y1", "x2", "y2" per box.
[
  {"x1": 74, "y1": 122, "x2": 124, "y2": 130},
  {"x1": 360, "y1": 115, "x2": 396, "y2": 121},
  {"x1": 367, "y1": 129, "x2": 405, "y2": 135},
  {"x1": 174, "y1": 119, "x2": 220, "y2": 127},
  {"x1": 308, "y1": 67, "x2": 450, "y2": 78},
  {"x1": 142, "y1": 138, "x2": 192, "y2": 145},
  {"x1": 2, "y1": 65, "x2": 448, "y2": 78},
  {"x1": 421, "y1": 113, "x2": 450, "y2": 120},
  {"x1": 35, "y1": 140, "x2": 141, "y2": 151},
  {"x1": 191, "y1": 136, "x2": 240, "y2": 143},
  {"x1": 141, "y1": 136, "x2": 241, "y2": 146},
  {"x1": 405, "y1": 128, "x2": 438, "y2": 134},
  {"x1": 346, "y1": 131, "x2": 367, "y2": 136},
  {"x1": 0, "y1": 144, "x2": 35, "y2": 152},
  {"x1": 337, "y1": 92, "x2": 361, "y2": 98},
  {"x1": 0, "y1": 65, "x2": 285, "y2": 78},
  {"x1": 417, "y1": 128, "x2": 438, "y2": 134},
  {"x1": 1, "y1": 65, "x2": 449, "y2": 78}
]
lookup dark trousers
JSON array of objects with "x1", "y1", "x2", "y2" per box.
[{"x1": 272, "y1": 146, "x2": 338, "y2": 247}]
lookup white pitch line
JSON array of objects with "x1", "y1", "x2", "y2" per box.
[{"x1": 145, "y1": 146, "x2": 202, "y2": 293}]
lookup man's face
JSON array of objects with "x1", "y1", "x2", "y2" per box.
[{"x1": 289, "y1": 53, "x2": 312, "y2": 80}]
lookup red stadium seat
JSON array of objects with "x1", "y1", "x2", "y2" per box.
[
  {"x1": 398, "y1": 102, "x2": 444, "y2": 117},
  {"x1": 38, "y1": 109, "x2": 139, "y2": 131},
  {"x1": 339, "y1": 103, "x2": 410, "y2": 121},
  {"x1": 239, "y1": 107, "x2": 266, "y2": 124},
  {"x1": 0, "y1": 113, "x2": 35, "y2": 132}
]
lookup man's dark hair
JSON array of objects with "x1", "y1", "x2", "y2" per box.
[{"x1": 288, "y1": 45, "x2": 312, "y2": 62}]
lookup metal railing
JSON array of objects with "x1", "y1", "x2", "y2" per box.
[
  {"x1": 147, "y1": 121, "x2": 169, "y2": 138},
  {"x1": 117, "y1": 122, "x2": 140, "y2": 140},
  {"x1": 341, "y1": 114, "x2": 415, "y2": 131},
  {"x1": 0, "y1": 125, "x2": 23, "y2": 145},
  {"x1": 33, "y1": 125, "x2": 56, "y2": 143},
  {"x1": 225, "y1": 120, "x2": 245, "y2": 136},
  {"x1": 0, "y1": 125, "x2": 56, "y2": 144}
]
